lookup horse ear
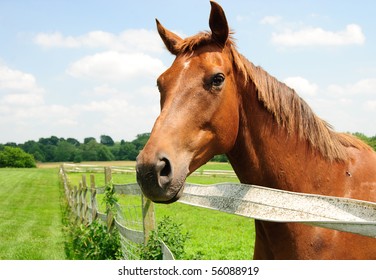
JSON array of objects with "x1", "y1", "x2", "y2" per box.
[
  {"x1": 209, "y1": 1, "x2": 229, "y2": 47},
  {"x1": 156, "y1": 19, "x2": 182, "y2": 55}
]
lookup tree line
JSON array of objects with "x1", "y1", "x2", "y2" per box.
[
  {"x1": 0, "y1": 132, "x2": 375, "y2": 167},
  {"x1": 0, "y1": 133, "x2": 151, "y2": 163}
]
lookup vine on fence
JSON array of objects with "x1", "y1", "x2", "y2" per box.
[
  {"x1": 139, "y1": 216, "x2": 201, "y2": 260},
  {"x1": 61, "y1": 167, "x2": 122, "y2": 260},
  {"x1": 64, "y1": 218, "x2": 122, "y2": 260}
]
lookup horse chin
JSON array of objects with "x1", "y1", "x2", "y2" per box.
[{"x1": 153, "y1": 183, "x2": 185, "y2": 204}]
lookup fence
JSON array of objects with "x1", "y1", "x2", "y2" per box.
[
  {"x1": 60, "y1": 165, "x2": 175, "y2": 260},
  {"x1": 62, "y1": 162, "x2": 237, "y2": 177},
  {"x1": 60, "y1": 163, "x2": 376, "y2": 260}
]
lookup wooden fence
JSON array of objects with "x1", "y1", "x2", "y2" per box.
[
  {"x1": 60, "y1": 163, "x2": 376, "y2": 260},
  {"x1": 59, "y1": 165, "x2": 175, "y2": 260}
]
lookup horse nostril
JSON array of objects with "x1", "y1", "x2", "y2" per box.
[
  {"x1": 160, "y1": 158, "x2": 171, "y2": 177},
  {"x1": 156, "y1": 157, "x2": 172, "y2": 188}
]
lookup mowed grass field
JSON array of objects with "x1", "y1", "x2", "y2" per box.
[
  {"x1": 0, "y1": 161, "x2": 255, "y2": 260},
  {"x1": 66, "y1": 161, "x2": 256, "y2": 260},
  {"x1": 0, "y1": 168, "x2": 65, "y2": 259}
]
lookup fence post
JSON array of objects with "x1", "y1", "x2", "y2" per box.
[
  {"x1": 78, "y1": 181, "x2": 83, "y2": 219},
  {"x1": 73, "y1": 186, "x2": 79, "y2": 217},
  {"x1": 90, "y1": 174, "x2": 97, "y2": 222},
  {"x1": 104, "y1": 167, "x2": 115, "y2": 231},
  {"x1": 81, "y1": 175, "x2": 88, "y2": 223},
  {"x1": 142, "y1": 195, "x2": 155, "y2": 244}
]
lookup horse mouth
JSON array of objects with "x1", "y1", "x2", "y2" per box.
[{"x1": 153, "y1": 184, "x2": 185, "y2": 204}]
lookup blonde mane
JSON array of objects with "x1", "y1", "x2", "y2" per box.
[{"x1": 176, "y1": 32, "x2": 369, "y2": 161}]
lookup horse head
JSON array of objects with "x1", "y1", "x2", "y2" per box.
[{"x1": 136, "y1": 1, "x2": 239, "y2": 203}]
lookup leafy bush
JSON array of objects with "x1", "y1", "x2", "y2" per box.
[
  {"x1": 64, "y1": 219, "x2": 122, "y2": 260},
  {"x1": 139, "y1": 216, "x2": 191, "y2": 260},
  {"x1": 0, "y1": 146, "x2": 36, "y2": 168},
  {"x1": 62, "y1": 178, "x2": 122, "y2": 260}
]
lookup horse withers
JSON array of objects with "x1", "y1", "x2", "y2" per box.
[{"x1": 136, "y1": 1, "x2": 376, "y2": 259}]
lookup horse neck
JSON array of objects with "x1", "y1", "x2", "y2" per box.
[{"x1": 226, "y1": 80, "x2": 338, "y2": 193}]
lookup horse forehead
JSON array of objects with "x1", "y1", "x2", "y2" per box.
[
  {"x1": 181, "y1": 51, "x2": 227, "y2": 72},
  {"x1": 183, "y1": 60, "x2": 191, "y2": 70},
  {"x1": 159, "y1": 51, "x2": 227, "y2": 84}
]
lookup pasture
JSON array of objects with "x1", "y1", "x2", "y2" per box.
[
  {"x1": 65, "y1": 161, "x2": 256, "y2": 260},
  {"x1": 0, "y1": 168, "x2": 65, "y2": 259},
  {"x1": 0, "y1": 161, "x2": 255, "y2": 259}
]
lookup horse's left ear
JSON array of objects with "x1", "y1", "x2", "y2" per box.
[
  {"x1": 156, "y1": 19, "x2": 182, "y2": 55},
  {"x1": 209, "y1": 1, "x2": 229, "y2": 47}
]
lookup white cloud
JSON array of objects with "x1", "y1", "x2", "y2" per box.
[
  {"x1": 0, "y1": 64, "x2": 40, "y2": 92},
  {"x1": 364, "y1": 100, "x2": 376, "y2": 112},
  {"x1": 67, "y1": 51, "x2": 165, "y2": 81},
  {"x1": 22, "y1": 28, "x2": 166, "y2": 142},
  {"x1": 295, "y1": 78, "x2": 376, "y2": 135},
  {"x1": 260, "y1": 16, "x2": 282, "y2": 25},
  {"x1": 327, "y1": 78, "x2": 376, "y2": 96},
  {"x1": 284, "y1": 76, "x2": 318, "y2": 97},
  {"x1": 271, "y1": 24, "x2": 365, "y2": 47},
  {"x1": 34, "y1": 29, "x2": 164, "y2": 53},
  {"x1": 0, "y1": 63, "x2": 45, "y2": 107}
]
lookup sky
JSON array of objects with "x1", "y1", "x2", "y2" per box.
[{"x1": 0, "y1": 0, "x2": 375, "y2": 144}]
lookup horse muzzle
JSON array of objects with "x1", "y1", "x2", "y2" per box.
[{"x1": 136, "y1": 152, "x2": 187, "y2": 204}]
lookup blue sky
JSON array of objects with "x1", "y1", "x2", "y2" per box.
[{"x1": 0, "y1": 0, "x2": 375, "y2": 143}]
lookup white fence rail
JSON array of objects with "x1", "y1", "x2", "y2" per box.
[
  {"x1": 181, "y1": 183, "x2": 376, "y2": 238},
  {"x1": 97, "y1": 181, "x2": 376, "y2": 238},
  {"x1": 62, "y1": 163, "x2": 376, "y2": 250}
]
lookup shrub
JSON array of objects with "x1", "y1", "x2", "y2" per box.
[
  {"x1": 139, "y1": 216, "x2": 191, "y2": 260},
  {"x1": 0, "y1": 146, "x2": 36, "y2": 168},
  {"x1": 64, "y1": 219, "x2": 122, "y2": 260}
]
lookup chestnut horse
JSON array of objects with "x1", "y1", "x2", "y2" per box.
[{"x1": 136, "y1": 1, "x2": 376, "y2": 259}]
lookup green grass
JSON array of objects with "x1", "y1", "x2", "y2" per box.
[
  {"x1": 0, "y1": 163, "x2": 254, "y2": 260},
  {"x1": 0, "y1": 168, "x2": 65, "y2": 259},
  {"x1": 155, "y1": 202, "x2": 255, "y2": 259},
  {"x1": 66, "y1": 162, "x2": 256, "y2": 259}
]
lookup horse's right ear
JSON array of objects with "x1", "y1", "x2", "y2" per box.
[
  {"x1": 209, "y1": 1, "x2": 229, "y2": 47},
  {"x1": 156, "y1": 19, "x2": 182, "y2": 55}
]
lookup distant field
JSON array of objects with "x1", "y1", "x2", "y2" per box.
[
  {"x1": 0, "y1": 168, "x2": 65, "y2": 259},
  {"x1": 66, "y1": 161, "x2": 256, "y2": 259}
]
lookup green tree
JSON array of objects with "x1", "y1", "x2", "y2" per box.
[
  {"x1": 119, "y1": 142, "x2": 138, "y2": 160},
  {"x1": 38, "y1": 136, "x2": 60, "y2": 146},
  {"x1": 211, "y1": 154, "x2": 228, "y2": 162},
  {"x1": 132, "y1": 133, "x2": 150, "y2": 151},
  {"x1": 84, "y1": 137, "x2": 96, "y2": 144},
  {"x1": 353, "y1": 132, "x2": 376, "y2": 151},
  {"x1": 81, "y1": 140, "x2": 99, "y2": 161},
  {"x1": 55, "y1": 141, "x2": 78, "y2": 162},
  {"x1": 67, "y1": 138, "x2": 80, "y2": 147},
  {"x1": 21, "y1": 140, "x2": 46, "y2": 162},
  {"x1": 97, "y1": 145, "x2": 115, "y2": 161},
  {"x1": 100, "y1": 135, "x2": 115, "y2": 146},
  {"x1": 0, "y1": 146, "x2": 36, "y2": 168}
]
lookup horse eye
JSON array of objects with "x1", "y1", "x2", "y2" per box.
[{"x1": 212, "y1": 73, "x2": 225, "y2": 87}]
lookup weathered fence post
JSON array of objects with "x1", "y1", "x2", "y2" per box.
[
  {"x1": 90, "y1": 174, "x2": 97, "y2": 223},
  {"x1": 142, "y1": 195, "x2": 156, "y2": 244},
  {"x1": 73, "y1": 185, "x2": 79, "y2": 217},
  {"x1": 81, "y1": 175, "x2": 88, "y2": 223},
  {"x1": 78, "y1": 181, "x2": 83, "y2": 219},
  {"x1": 104, "y1": 167, "x2": 115, "y2": 232}
]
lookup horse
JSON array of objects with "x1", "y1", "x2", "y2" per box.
[{"x1": 136, "y1": 1, "x2": 376, "y2": 259}]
